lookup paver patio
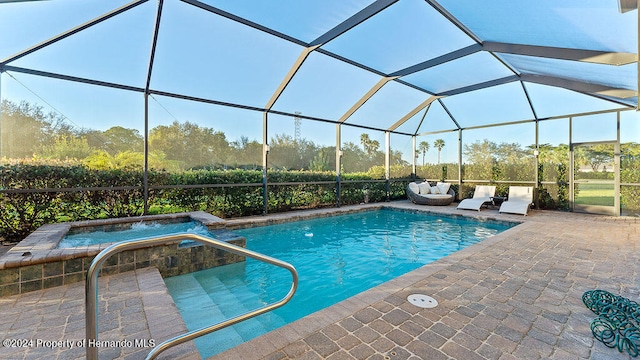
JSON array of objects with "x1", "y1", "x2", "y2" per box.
[{"x1": 0, "y1": 201, "x2": 638, "y2": 359}]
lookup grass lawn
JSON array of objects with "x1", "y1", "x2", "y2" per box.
[{"x1": 574, "y1": 182, "x2": 615, "y2": 206}]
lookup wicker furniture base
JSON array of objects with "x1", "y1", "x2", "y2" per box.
[{"x1": 407, "y1": 183, "x2": 455, "y2": 206}]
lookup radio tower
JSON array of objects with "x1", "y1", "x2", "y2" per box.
[{"x1": 294, "y1": 111, "x2": 301, "y2": 143}]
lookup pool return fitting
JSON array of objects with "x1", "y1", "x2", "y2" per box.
[{"x1": 407, "y1": 294, "x2": 438, "y2": 308}]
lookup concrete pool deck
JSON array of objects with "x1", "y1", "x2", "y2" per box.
[{"x1": 1, "y1": 201, "x2": 639, "y2": 359}]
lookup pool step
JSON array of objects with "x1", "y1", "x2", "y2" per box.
[
  {"x1": 164, "y1": 274, "x2": 244, "y2": 356},
  {"x1": 195, "y1": 265, "x2": 283, "y2": 340},
  {"x1": 165, "y1": 262, "x2": 289, "y2": 357},
  {"x1": 202, "y1": 262, "x2": 287, "y2": 330}
]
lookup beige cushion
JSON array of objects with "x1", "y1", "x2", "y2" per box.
[
  {"x1": 430, "y1": 186, "x2": 440, "y2": 194},
  {"x1": 436, "y1": 182, "x2": 451, "y2": 195},
  {"x1": 418, "y1": 183, "x2": 431, "y2": 194},
  {"x1": 408, "y1": 182, "x2": 420, "y2": 194},
  {"x1": 421, "y1": 194, "x2": 452, "y2": 199}
]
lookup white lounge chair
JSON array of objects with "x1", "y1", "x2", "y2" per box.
[
  {"x1": 499, "y1": 186, "x2": 533, "y2": 216},
  {"x1": 457, "y1": 185, "x2": 496, "y2": 211}
]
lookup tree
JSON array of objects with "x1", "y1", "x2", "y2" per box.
[
  {"x1": 149, "y1": 121, "x2": 230, "y2": 170},
  {"x1": 434, "y1": 139, "x2": 445, "y2": 164},
  {"x1": 622, "y1": 142, "x2": 640, "y2": 161},
  {"x1": 535, "y1": 143, "x2": 569, "y2": 166},
  {"x1": 39, "y1": 135, "x2": 93, "y2": 160},
  {"x1": 1, "y1": 100, "x2": 58, "y2": 159},
  {"x1": 80, "y1": 126, "x2": 143, "y2": 155},
  {"x1": 83, "y1": 149, "x2": 181, "y2": 171},
  {"x1": 341, "y1": 141, "x2": 367, "y2": 173},
  {"x1": 585, "y1": 145, "x2": 613, "y2": 172},
  {"x1": 418, "y1": 141, "x2": 430, "y2": 166},
  {"x1": 310, "y1": 148, "x2": 332, "y2": 171},
  {"x1": 495, "y1": 142, "x2": 528, "y2": 164},
  {"x1": 360, "y1": 133, "x2": 380, "y2": 157},
  {"x1": 390, "y1": 149, "x2": 408, "y2": 166},
  {"x1": 269, "y1": 133, "x2": 320, "y2": 170},
  {"x1": 463, "y1": 139, "x2": 497, "y2": 165},
  {"x1": 99, "y1": 126, "x2": 143, "y2": 155},
  {"x1": 230, "y1": 136, "x2": 262, "y2": 169}
]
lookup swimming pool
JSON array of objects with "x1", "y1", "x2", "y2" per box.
[{"x1": 164, "y1": 209, "x2": 515, "y2": 358}]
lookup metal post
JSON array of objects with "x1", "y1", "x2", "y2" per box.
[
  {"x1": 569, "y1": 117, "x2": 574, "y2": 210},
  {"x1": 142, "y1": 0, "x2": 164, "y2": 215},
  {"x1": 534, "y1": 120, "x2": 539, "y2": 208},
  {"x1": 335, "y1": 124, "x2": 342, "y2": 207},
  {"x1": 0, "y1": 70, "x2": 3, "y2": 158},
  {"x1": 615, "y1": 111, "x2": 621, "y2": 216},
  {"x1": 143, "y1": 94, "x2": 150, "y2": 214},
  {"x1": 412, "y1": 135, "x2": 417, "y2": 180},
  {"x1": 385, "y1": 131, "x2": 390, "y2": 201},
  {"x1": 458, "y1": 129, "x2": 463, "y2": 200},
  {"x1": 262, "y1": 112, "x2": 269, "y2": 215}
]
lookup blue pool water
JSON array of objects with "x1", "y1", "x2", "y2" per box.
[
  {"x1": 164, "y1": 209, "x2": 516, "y2": 358},
  {"x1": 57, "y1": 221, "x2": 210, "y2": 248}
]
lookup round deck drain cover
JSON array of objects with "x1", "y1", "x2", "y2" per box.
[{"x1": 408, "y1": 294, "x2": 438, "y2": 308}]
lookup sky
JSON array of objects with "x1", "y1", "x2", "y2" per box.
[{"x1": 0, "y1": 0, "x2": 638, "y2": 164}]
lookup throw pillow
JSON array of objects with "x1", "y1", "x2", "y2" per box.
[
  {"x1": 418, "y1": 183, "x2": 431, "y2": 194},
  {"x1": 436, "y1": 182, "x2": 451, "y2": 195}
]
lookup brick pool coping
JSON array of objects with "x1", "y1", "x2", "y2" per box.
[
  {"x1": 222, "y1": 202, "x2": 521, "y2": 230},
  {"x1": 1, "y1": 211, "x2": 226, "y2": 266},
  {"x1": 0, "y1": 211, "x2": 242, "y2": 297}
]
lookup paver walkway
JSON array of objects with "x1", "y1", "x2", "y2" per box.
[
  {"x1": 0, "y1": 267, "x2": 198, "y2": 360},
  {"x1": 0, "y1": 201, "x2": 639, "y2": 359}
]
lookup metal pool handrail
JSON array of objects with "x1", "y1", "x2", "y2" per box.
[{"x1": 85, "y1": 233, "x2": 299, "y2": 360}]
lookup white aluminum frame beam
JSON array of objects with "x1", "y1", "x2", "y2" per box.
[
  {"x1": 521, "y1": 73, "x2": 637, "y2": 99},
  {"x1": 265, "y1": 45, "x2": 320, "y2": 110},
  {"x1": 387, "y1": 96, "x2": 442, "y2": 132},
  {"x1": 618, "y1": 0, "x2": 637, "y2": 13},
  {"x1": 338, "y1": 76, "x2": 397, "y2": 123},
  {"x1": 484, "y1": 41, "x2": 637, "y2": 66}
]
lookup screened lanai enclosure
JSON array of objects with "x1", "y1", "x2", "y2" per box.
[{"x1": 0, "y1": 0, "x2": 639, "y2": 242}]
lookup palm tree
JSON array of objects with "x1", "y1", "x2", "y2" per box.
[
  {"x1": 434, "y1": 139, "x2": 445, "y2": 164},
  {"x1": 360, "y1": 133, "x2": 379, "y2": 157},
  {"x1": 418, "y1": 141, "x2": 430, "y2": 166}
]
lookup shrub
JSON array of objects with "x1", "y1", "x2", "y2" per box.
[{"x1": 0, "y1": 165, "x2": 396, "y2": 242}]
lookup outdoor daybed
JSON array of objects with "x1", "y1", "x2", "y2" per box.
[{"x1": 407, "y1": 181, "x2": 455, "y2": 206}]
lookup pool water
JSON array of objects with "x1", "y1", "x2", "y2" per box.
[
  {"x1": 164, "y1": 209, "x2": 515, "y2": 358},
  {"x1": 57, "y1": 221, "x2": 210, "y2": 248}
]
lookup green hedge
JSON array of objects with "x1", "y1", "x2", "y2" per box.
[
  {"x1": 0, "y1": 165, "x2": 410, "y2": 242},
  {"x1": 3, "y1": 159, "x2": 638, "y2": 243}
]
